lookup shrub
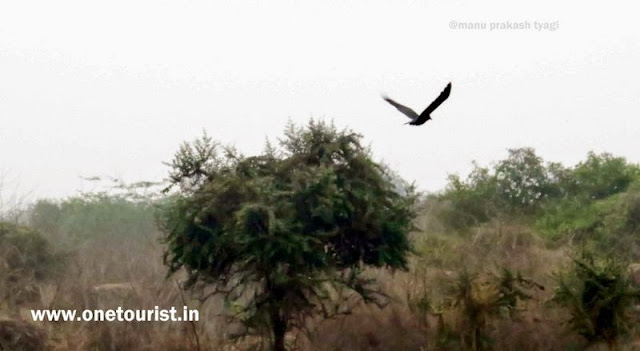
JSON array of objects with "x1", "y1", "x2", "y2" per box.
[{"x1": 552, "y1": 251, "x2": 640, "y2": 349}]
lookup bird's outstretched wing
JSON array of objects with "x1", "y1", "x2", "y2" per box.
[
  {"x1": 382, "y1": 95, "x2": 419, "y2": 120},
  {"x1": 420, "y1": 82, "x2": 452, "y2": 117}
]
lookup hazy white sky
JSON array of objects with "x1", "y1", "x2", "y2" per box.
[{"x1": 1, "y1": 0, "x2": 639, "y2": 201}]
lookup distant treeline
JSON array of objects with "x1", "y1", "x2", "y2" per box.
[{"x1": 429, "y1": 148, "x2": 640, "y2": 255}]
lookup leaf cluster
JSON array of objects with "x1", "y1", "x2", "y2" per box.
[{"x1": 160, "y1": 120, "x2": 417, "y2": 338}]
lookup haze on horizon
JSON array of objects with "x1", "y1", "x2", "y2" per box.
[{"x1": 1, "y1": 0, "x2": 639, "y2": 203}]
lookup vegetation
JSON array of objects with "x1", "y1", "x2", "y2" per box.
[
  {"x1": 552, "y1": 250, "x2": 640, "y2": 349},
  {"x1": 160, "y1": 121, "x2": 417, "y2": 351},
  {"x1": 1, "y1": 123, "x2": 640, "y2": 350},
  {"x1": 434, "y1": 148, "x2": 640, "y2": 248},
  {"x1": 29, "y1": 187, "x2": 160, "y2": 248},
  {"x1": 0, "y1": 222, "x2": 64, "y2": 317}
]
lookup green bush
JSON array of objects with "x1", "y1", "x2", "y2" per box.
[
  {"x1": 0, "y1": 222, "x2": 64, "y2": 312},
  {"x1": 435, "y1": 148, "x2": 558, "y2": 231},
  {"x1": 552, "y1": 250, "x2": 640, "y2": 349},
  {"x1": 436, "y1": 149, "x2": 639, "y2": 246},
  {"x1": 537, "y1": 183, "x2": 640, "y2": 257},
  {"x1": 562, "y1": 152, "x2": 640, "y2": 200},
  {"x1": 536, "y1": 197, "x2": 613, "y2": 243},
  {"x1": 0, "y1": 222, "x2": 63, "y2": 279}
]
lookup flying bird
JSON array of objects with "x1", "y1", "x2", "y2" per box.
[{"x1": 383, "y1": 82, "x2": 452, "y2": 126}]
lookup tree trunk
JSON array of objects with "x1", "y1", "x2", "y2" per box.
[
  {"x1": 271, "y1": 309, "x2": 287, "y2": 351},
  {"x1": 266, "y1": 277, "x2": 287, "y2": 351}
]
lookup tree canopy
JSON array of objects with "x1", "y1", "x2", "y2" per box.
[
  {"x1": 160, "y1": 120, "x2": 417, "y2": 350},
  {"x1": 435, "y1": 148, "x2": 640, "y2": 232}
]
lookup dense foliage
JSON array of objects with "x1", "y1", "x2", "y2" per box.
[
  {"x1": 552, "y1": 251, "x2": 640, "y2": 349},
  {"x1": 433, "y1": 148, "x2": 640, "y2": 251},
  {"x1": 29, "y1": 193, "x2": 159, "y2": 246},
  {"x1": 161, "y1": 120, "x2": 417, "y2": 350}
]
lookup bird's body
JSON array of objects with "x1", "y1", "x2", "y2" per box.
[{"x1": 383, "y1": 82, "x2": 451, "y2": 126}]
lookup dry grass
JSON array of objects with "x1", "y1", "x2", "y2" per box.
[
  {"x1": 2, "y1": 233, "x2": 240, "y2": 351},
  {"x1": 2, "y1": 212, "x2": 639, "y2": 350}
]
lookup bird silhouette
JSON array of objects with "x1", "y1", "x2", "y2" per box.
[{"x1": 383, "y1": 82, "x2": 451, "y2": 126}]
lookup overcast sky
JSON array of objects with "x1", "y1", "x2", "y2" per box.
[{"x1": 1, "y1": 0, "x2": 639, "y2": 202}]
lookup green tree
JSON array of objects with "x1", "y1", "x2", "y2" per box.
[
  {"x1": 439, "y1": 163, "x2": 499, "y2": 230},
  {"x1": 160, "y1": 120, "x2": 417, "y2": 351},
  {"x1": 436, "y1": 147, "x2": 557, "y2": 230},
  {"x1": 536, "y1": 153, "x2": 640, "y2": 246},
  {"x1": 494, "y1": 148, "x2": 555, "y2": 214},
  {"x1": 562, "y1": 152, "x2": 639, "y2": 200}
]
